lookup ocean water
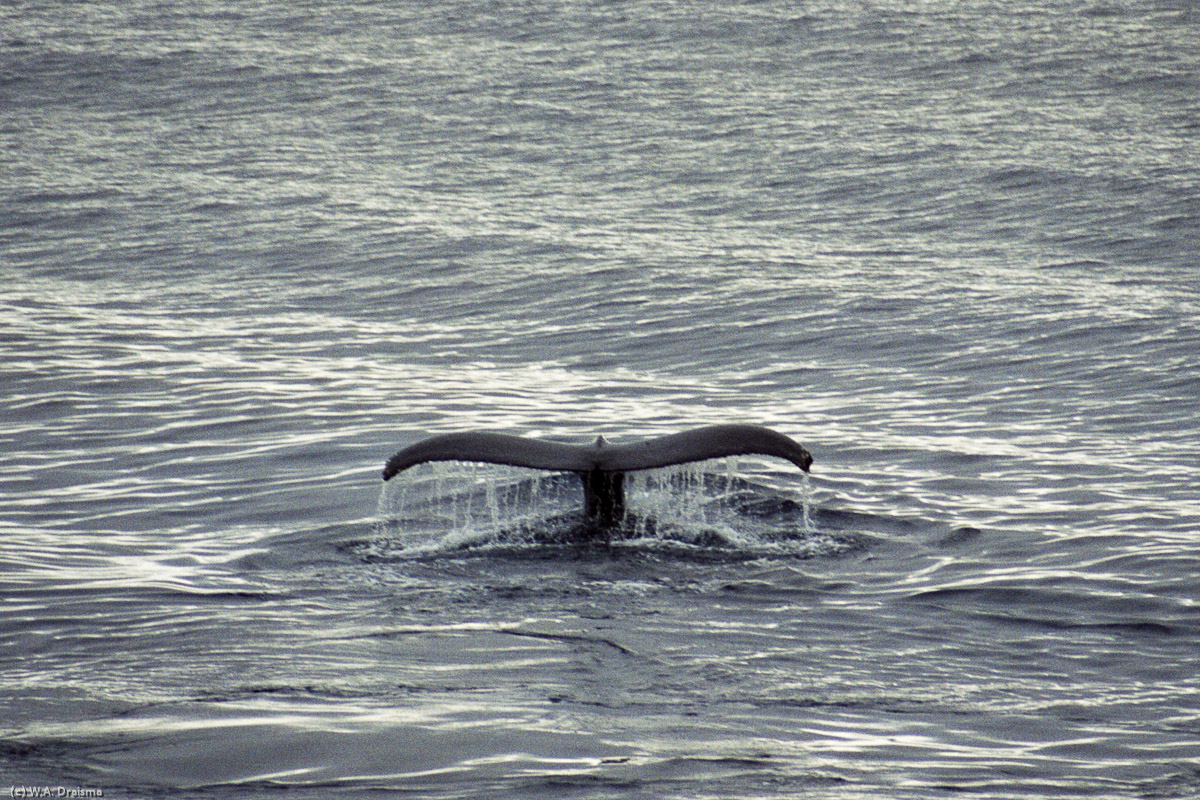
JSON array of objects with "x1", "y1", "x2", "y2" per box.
[{"x1": 2, "y1": 0, "x2": 1199, "y2": 797}]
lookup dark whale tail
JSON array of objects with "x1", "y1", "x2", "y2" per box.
[{"x1": 382, "y1": 424, "x2": 812, "y2": 526}]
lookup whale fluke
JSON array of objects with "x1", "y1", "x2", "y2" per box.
[{"x1": 382, "y1": 424, "x2": 812, "y2": 526}]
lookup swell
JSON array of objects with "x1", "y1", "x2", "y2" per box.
[{"x1": 901, "y1": 582, "x2": 1195, "y2": 638}]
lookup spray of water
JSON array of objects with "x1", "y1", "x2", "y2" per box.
[{"x1": 374, "y1": 456, "x2": 815, "y2": 555}]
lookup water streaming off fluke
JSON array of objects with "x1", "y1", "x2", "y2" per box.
[{"x1": 372, "y1": 457, "x2": 822, "y2": 557}]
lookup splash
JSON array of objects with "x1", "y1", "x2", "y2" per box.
[
  {"x1": 373, "y1": 457, "x2": 817, "y2": 556},
  {"x1": 802, "y1": 470, "x2": 813, "y2": 533},
  {"x1": 374, "y1": 461, "x2": 576, "y2": 551}
]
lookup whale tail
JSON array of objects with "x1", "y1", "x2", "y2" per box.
[{"x1": 382, "y1": 424, "x2": 812, "y2": 527}]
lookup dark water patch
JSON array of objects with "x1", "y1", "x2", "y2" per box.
[
  {"x1": 933, "y1": 525, "x2": 985, "y2": 547},
  {"x1": 1134, "y1": 767, "x2": 1200, "y2": 800},
  {"x1": 965, "y1": 609, "x2": 1184, "y2": 638},
  {"x1": 902, "y1": 583, "x2": 1193, "y2": 640},
  {"x1": 716, "y1": 574, "x2": 855, "y2": 601},
  {"x1": 194, "y1": 682, "x2": 381, "y2": 703},
  {"x1": 812, "y1": 506, "x2": 925, "y2": 536}
]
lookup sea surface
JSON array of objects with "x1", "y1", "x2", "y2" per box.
[{"x1": 2, "y1": 1, "x2": 1199, "y2": 797}]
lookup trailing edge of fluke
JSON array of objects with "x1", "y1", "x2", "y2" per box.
[{"x1": 382, "y1": 424, "x2": 812, "y2": 526}]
